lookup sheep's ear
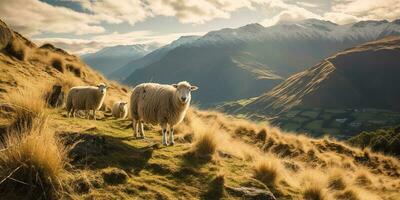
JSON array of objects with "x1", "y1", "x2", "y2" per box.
[
  {"x1": 172, "y1": 84, "x2": 178, "y2": 88},
  {"x1": 190, "y1": 86, "x2": 198, "y2": 91}
]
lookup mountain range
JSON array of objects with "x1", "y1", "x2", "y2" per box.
[
  {"x1": 120, "y1": 19, "x2": 400, "y2": 105},
  {"x1": 81, "y1": 44, "x2": 158, "y2": 76},
  {"x1": 109, "y1": 36, "x2": 200, "y2": 81},
  {"x1": 230, "y1": 36, "x2": 400, "y2": 115}
]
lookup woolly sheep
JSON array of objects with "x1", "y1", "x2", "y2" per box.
[
  {"x1": 112, "y1": 101, "x2": 128, "y2": 119},
  {"x1": 130, "y1": 81, "x2": 198, "y2": 146},
  {"x1": 66, "y1": 83, "x2": 107, "y2": 120}
]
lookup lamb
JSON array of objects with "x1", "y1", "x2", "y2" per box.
[
  {"x1": 66, "y1": 83, "x2": 107, "y2": 120},
  {"x1": 112, "y1": 101, "x2": 128, "y2": 119},
  {"x1": 130, "y1": 81, "x2": 198, "y2": 146}
]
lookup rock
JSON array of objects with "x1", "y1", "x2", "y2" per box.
[
  {"x1": 0, "y1": 20, "x2": 13, "y2": 51},
  {"x1": 102, "y1": 168, "x2": 128, "y2": 185},
  {"x1": 72, "y1": 177, "x2": 91, "y2": 194},
  {"x1": 47, "y1": 85, "x2": 64, "y2": 107},
  {"x1": 58, "y1": 132, "x2": 107, "y2": 164},
  {"x1": 225, "y1": 186, "x2": 276, "y2": 200}
]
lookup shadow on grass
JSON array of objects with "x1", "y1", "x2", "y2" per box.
[{"x1": 59, "y1": 131, "x2": 156, "y2": 175}]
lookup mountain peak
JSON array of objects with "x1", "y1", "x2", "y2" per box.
[{"x1": 352, "y1": 20, "x2": 389, "y2": 28}]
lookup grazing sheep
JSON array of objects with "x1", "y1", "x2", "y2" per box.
[
  {"x1": 66, "y1": 83, "x2": 107, "y2": 120},
  {"x1": 130, "y1": 81, "x2": 198, "y2": 146},
  {"x1": 112, "y1": 101, "x2": 128, "y2": 119}
]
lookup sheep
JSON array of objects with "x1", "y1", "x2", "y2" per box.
[
  {"x1": 66, "y1": 83, "x2": 107, "y2": 120},
  {"x1": 130, "y1": 81, "x2": 198, "y2": 146},
  {"x1": 112, "y1": 101, "x2": 128, "y2": 119}
]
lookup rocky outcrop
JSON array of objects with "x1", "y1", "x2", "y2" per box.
[{"x1": 0, "y1": 20, "x2": 13, "y2": 51}]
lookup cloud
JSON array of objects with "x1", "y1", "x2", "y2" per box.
[
  {"x1": 78, "y1": 0, "x2": 148, "y2": 25},
  {"x1": 0, "y1": 0, "x2": 105, "y2": 36},
  {"x1": 296, "y1": 2, "x2": 319, "y2": 8},
  {"x1": 323, "y1": 12, "x2": 360, "y2": 24},
  {"x1": 146, "y1": 0, "x2": 260, "y2": 24},
  {"x1": 260, "y1": 2, "x2": 321, "y2": 26},
  {"x1": 34, "y1": 30, "x2": 205, "y2": 55},
  {"x1": 331, "y1": 0, "x2": 400, "y2": 21}
]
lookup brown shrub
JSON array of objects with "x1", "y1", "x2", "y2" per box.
[
  {"x1": 51, "y1": 57, "x2": 64, "y2": 73},
  {"x1": 5, "y1": 39, "x2": 27, "y2": 61}
]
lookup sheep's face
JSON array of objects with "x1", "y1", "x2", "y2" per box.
[
  {"x1": 119, "y1": 102, "x2": 127, "y2": 111},
  {"x1": 173, "y1": 81, "x2": 198, "y2": 104},
  {"x1": 97, "y1": 83, "x2": 107, "y2": 94}
]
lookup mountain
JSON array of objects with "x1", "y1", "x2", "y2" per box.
[
  {"x1": 1, "y1": 19, "x2": 399, "y2": 200},
  {"x1": 123, "y1": 19, "x2": 400, "y2": 106},
  {"x1": 109, "y1": 36, "x2": 200, "y2": 81},
  {"x1": 235, "y1": 36, "x2": 400, "y2": 115},
  {"x1": 81, "y1": 44, "x2": 158, "y2": 76}
]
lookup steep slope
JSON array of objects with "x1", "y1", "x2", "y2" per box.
[
  {"x1": 237, "y1": 36, "x2": 400, "y2": 115},
  {"x1": 124, "y1": 19, "x2": 400, "y2": 105},
  {"x1": 0, "y1": 20, "x2": 128, "y2": 108},
  {"x1": 81, "y1": 44, "x2": 157, "y2": 76},
  {"x1": 110, "y1": 36, "x2": 200, "y2": 81},
  {"x1": 1, "y1": 19, "x2": 399, "y2": 200}
]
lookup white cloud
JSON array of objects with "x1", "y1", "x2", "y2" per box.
[
  {"x1": 296, "y1": 2, "x2": 319, "y2": 8},
  {"x1": 323, "y1": 12, "x2": 360, "y2": 24},
  {"x1": 260, "y1": 2, "x2": 321, "y2": 26},
  {"x1": 0, "y1": 0, "x2": 105, "y2": 36},
  {"x1": 146, "y1": 0, "x2": 260, "y2": 24},
  {"x1": 78, "y1": 0, "x2": 148, "y2": 25},
  {"x1": 331, "y1": 0, "x2": 400, "y2": 21}
]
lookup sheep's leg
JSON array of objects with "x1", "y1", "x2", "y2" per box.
[
  {"x1": 132, "y1": 119, "x2": 139, "y2": 138},
  {"x1": 138, "y1": 121, "x2": 145, "y2": 138},
  {"x1": 161, "y1": 123, "x2": 168, "y2": 146},
  {"x1": 72, "y1": 109, "x2": 76, "y2": 118},
  {"x1": 92, "y1": 109, "x2": 96, "y2": 120},
  {"x1": 169, "y1": 126, "x2": 175, "y2": 146}
]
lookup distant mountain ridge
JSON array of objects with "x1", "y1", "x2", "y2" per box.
[
  {"x1": 232, "y1": 36, "x2": 400, "y2": 115},
  {"x1": 123, "y1": 19, "x2": 400, "y2": 105},
  {"x1": 109, "y1": 36, "x2": 200, "y2": 81},
  {"x1": 81, "y1": 43, "x2": 158, "y2": 76}
]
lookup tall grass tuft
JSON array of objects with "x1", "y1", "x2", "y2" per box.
[{"x1": 0, "y1": 85, "x2": 68, "y2": 199}]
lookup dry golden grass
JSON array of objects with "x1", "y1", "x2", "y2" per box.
[
  {"x1": 253, "y1": 156, "x2": 282, "y2": 187},
  {"x1": 0, "y1": 116, "x2": 68, "y2": 199},
  {"x1": 2, "y1": 86, "x2": 47, "y2": 133},
  {"x1": 327, "y1": 170, "x2": 347, "y2": 191},
  {"x1": 189, "y1": 123, "x2": 219, "y2": 161},
  {"x1": 0, "y1": 83, "x2": 68, "y2": 199},
  {"x1": 4, "y1": 38, "x2": 28, "y2": 61},
  {"x1": 300, "y1": 174, "x2": 329, "y2": 200}
]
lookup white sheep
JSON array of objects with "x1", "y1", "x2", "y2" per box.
[
  {"x1": 112, "y1": 101, "x2": 128, "y2": 119},
  {"x1": 130, "y1": 81, "x2": 198, "y2": 146},
  {"x1": 66, "y1": 83, "x2": 107, "y2": 120}
]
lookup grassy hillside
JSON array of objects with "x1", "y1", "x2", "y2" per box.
[
  {"x1": 0, "y1": 19, "x2": 399, "y2": 200},
  {"x1": 348, "y1": 126, "x2": 400, "y2": 157}
]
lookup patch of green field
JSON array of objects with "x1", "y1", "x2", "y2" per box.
[
  {"x1": 290, "y1": 117, "x2": 309, "y2": 124},
  {"x1": 325, "y1": 109, "x2": 346, "y2": 114},
  {"x1": 321, "y1": 128, "x2": 341, "y2": 136},
  {"x1": 281, "y1": 122, "x2": 300, "y2": 131},
  {"x1": 299, "y1": 111, "x2": 319, "y2": 118},
  {"x1": 304, "y1": 120, "x2": 324, "y2": 130}
]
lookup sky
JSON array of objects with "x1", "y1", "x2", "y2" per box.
[{"x1": 0, "y1": 0, "x2": 399, "y2": 55}]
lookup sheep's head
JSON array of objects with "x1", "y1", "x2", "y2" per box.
[
  {"x1": 97, "y1": 83, "x2": 107, "y2": 94},
  {"x1": 119, "y1": 102, "x2": 127, "y2": 111},
  {"x1": 172, "y1": 81, "x2": 198, "y2": 104}
]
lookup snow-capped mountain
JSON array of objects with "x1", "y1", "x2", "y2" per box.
[
  {"x1": 189, "y1": 19, "x2": 400, "y2": 46},
  {"x1": 81, "y1": 44, "x2": 158, "y2": 76},
  {"x1": 109, "y1": 36, "x2": 200, "y2": 81},
  {"x1": 123, "y1": 19, "x2": 400, "y2": 106}
]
